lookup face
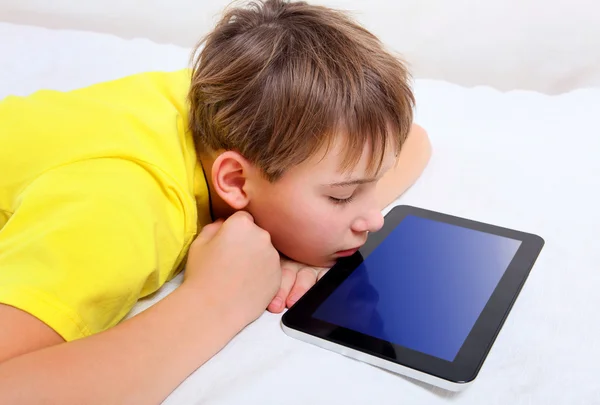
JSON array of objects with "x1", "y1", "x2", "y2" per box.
[{"x1": 245, "y1": 137, "x2": 396, "y2": 267}]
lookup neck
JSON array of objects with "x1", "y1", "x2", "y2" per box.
[{"x1": 198, "y1": 153, "x2": 236, "y2": 220}]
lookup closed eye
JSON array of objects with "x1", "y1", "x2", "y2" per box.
[{"x1": 329, "y1": 195, "x2": 355, "y2": 205}]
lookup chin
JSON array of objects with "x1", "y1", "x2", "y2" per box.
[
  {"x1": 312, "y1": 258, "x2": 337, "y2": 268},
  {"x1": 280, "y1": 248, "x2": 336, "y2": 268}
]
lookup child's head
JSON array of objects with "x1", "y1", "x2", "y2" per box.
[{"x1": 188, "y1": 0, "x2": 414, "y2": 266}]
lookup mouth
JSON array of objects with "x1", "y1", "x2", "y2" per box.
[{"x1": 335, "y1": 247, "x2": 360, "y2": 257}]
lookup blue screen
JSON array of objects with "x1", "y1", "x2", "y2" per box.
[{"x1": 313, "y1": 215, "x2": 522, "y2": 362}]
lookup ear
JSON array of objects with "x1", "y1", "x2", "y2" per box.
[{"x1": 211, "y1": 151, "x2": 253, "y2": 210}]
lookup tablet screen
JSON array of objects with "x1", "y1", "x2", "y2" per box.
[{"x1": 313, "y1": 214, "x2": 522, "y2": 362}]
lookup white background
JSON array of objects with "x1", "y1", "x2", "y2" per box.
[
  {"x1": 1, "y1": 4, "x2": 599, "y2": 404},
  {"x1": 1, "y1": 0, "x2": 599, "y2": 94}
]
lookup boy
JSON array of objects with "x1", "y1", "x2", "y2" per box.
[{"x1": 0, "y1": 0, "x2": 430, "y2": 403}]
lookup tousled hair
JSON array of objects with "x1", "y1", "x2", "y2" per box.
[{"x1": 189, "y1": 0, "x2": 414, "y2": 180}]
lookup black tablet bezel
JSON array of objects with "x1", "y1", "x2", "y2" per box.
[{"x1": 282, "y1": 205, "x2": 544, "y2": 384}]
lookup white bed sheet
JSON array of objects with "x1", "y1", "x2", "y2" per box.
[{"x1": 1, "y1": 22, "x2": 599, "y2": 405}]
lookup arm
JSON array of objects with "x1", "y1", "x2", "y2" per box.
[
  {"x1": 0, "y1": 284, "x2": 238, "y2": 404},
  {"x1": 0, "y1": 305, "x2": 64, "y2": 365},
  {"x1": 0, "y1": 213, "x2": 280, "y2": 405},
  {"x1": 376, "y1": 123, "x2": 432, "y2": 209}
]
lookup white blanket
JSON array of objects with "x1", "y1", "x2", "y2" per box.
[{"x1": 1, "y1": 22, "x2": 599, "y2": 405}]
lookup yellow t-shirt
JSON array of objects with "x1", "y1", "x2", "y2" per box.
[{"x1": 0, "y1": 69, "x2": 212, "y2": 341}]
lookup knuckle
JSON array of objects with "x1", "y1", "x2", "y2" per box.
[
  {"x1": 270, "y1": 250, "x2": 280, "y2": 265},
  {"x1": 189, "y1": 235, "x2": 203, "y2": 249},
  {"x1": 298, "y1": 267, "x2": 318, "y2": 283},
  {"x1": 224, "y1": 212, "x2": 254, "y2": 234},
  {"x1": 258, "y1": 228, "x2": 272, "y2": 243},
  {"x1": 201, "y1": 222, "x2": 218, "y2": 233},
  {"x1": 234, "y1": 211, "x2": 254, "y2": 224},
  {"x1": 225, "y1": 212, "x2": 249, "y2": 230},
  {"x1": 282, "y1": 260, "x2": 302, "y2": 272},
  {"x1": 317, "y1": 268, "x2": 329, "y2": 280},
  {"x1": 281, "y1": 266, "x2": 297, "y2": 283}
]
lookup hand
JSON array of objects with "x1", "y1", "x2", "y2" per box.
[
  {"x1": 184, "y1": 211, "x2": 281, "y2": 328},
  {"x1": 267, "y1": 258, "x2": 329, "y2": 313}
]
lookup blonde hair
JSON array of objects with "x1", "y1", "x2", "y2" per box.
[{"x1": 188, "y1": 0, "x2": 414, "y2": 180}]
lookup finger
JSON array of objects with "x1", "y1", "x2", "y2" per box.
[
  {"x1": 286, "y1": 267, "x2": 318, "y2": 308},
  {"x1": 194, "y1": 219, "x2": 224, "y2": 243},
  {"x1": 316, "y1": 267, "x2": 329, "y2": 281},
  {"x1": 229, "y1": 210, "x2": 255, "y2": 224},
  {"x1": 267, "y1": 266, "x2": 297, "y2": 313},
  {"x1": 279, "y1": 258, "x2": 304, "y2": 273}
]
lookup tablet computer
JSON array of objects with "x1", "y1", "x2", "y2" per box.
[{"x1": 281, "y1": 205, "x2": 544, "y2": 391}]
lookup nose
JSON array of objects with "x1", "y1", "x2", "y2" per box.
[{"x1": 351, "y1": 209, "x2": 384, "y2": 234}]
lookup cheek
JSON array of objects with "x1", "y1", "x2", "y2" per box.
[
  {"x1": 251, "y1": 188, "x2": 346, "y2": 264},
  {"x1": 275, "y1": 195, "x2": 335, "y2": 244}
]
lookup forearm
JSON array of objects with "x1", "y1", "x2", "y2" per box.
[{"x1": 0, "y1": 284, "x2": 240, "y2": 405}]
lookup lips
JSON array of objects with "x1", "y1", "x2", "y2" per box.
[{"x1": 335, "y1": 247, "x2": 360, "y2": 257}]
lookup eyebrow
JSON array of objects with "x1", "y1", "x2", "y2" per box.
[{"x1": 326, "y1": 177, "x2": 379, "y2": 187}]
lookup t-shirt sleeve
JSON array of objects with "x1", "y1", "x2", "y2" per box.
[{"x1": 0, "y1": 158, "x2": 188, "y2": 341}]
